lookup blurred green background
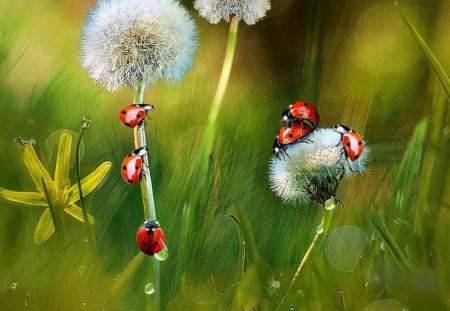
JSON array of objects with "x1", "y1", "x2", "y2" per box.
[{"x1": 0, "y1": 0, "x2": 449, "y2": 310}]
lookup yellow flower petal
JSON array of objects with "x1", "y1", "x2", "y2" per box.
[
  {"x1": 0, "y1": 188, "x2": 47, "y2": 206},
  {"x1": 23, "y1": 144, "x2": 54, "y2": 195},
  {"x1": 34, "y1": 208, "x2": 55, "y2": 244},
  {"x1": 68, "y1": 161, "x2": 112, "y2": 202},
  {"x1": 54, "y1": 130, "x2": 73, "y2": 189},
  {"x1": 65, "y1": 203, "x2": 95, "y2": 224}
]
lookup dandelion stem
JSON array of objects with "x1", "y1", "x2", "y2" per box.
[
  {"x1": 278, "y1": 204, "x2": 334, "y2": 308},
  {"x1": 75, "y1": 118, "x2": 97, "y2": 259},
  {"x1": 207, "y1": 16, "x2": 239, "y2": 128},
  {"x1": 177, "y1": 16, "x2": 239, "y2": 290},
  {"x1": 133, "y1": 78, "x2": 160, "y2": 311},
  {"x1": 134, "y1": 78, "x2": 157, "y2": 219}
]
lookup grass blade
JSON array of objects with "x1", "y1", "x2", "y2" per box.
[{"x1": 394, "y1": 1, "x2": 450, "y2": 102}]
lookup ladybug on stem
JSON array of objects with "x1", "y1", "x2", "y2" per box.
[
  {"x1": 121, "y1": 147, "x2": 147, "y2": 185},
  {"x1": 119, "y1": 104, "x2": 154, "y2": 128},
  {"x1": 136, "y1": 219, "x2": 166, "y2": 256},
  {"x1": 273, "y1": 120, "x2": 313, "y2": 159},
  {"x1": 281, "y1": 101, "x2": 320, "y2": 129},
  {"x1": 333, "y1": 124, "x2": 364, "y2": 161}
]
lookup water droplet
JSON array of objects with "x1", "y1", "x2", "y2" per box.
[
  {"x1": 9, "y1": 283, "x2": 18, "y2": 290},
  {"x1": 24, "y1": 301, "x2": 29, "y2": 307},
  {"x1": 145, "y1": 283, "x2": 155, "y2": 295},
  {"x1": 365, "y1": 282, "x2": 369, "y2": 288},
  {"x1": 154, "y1": 238, "x2": 168, "y2": 261},
  {"x1": 324, "y1": 197, "x2": 337, "y2": 210},
  {"x1": 316, "y1": 224, "x2": 324, "y2": 234},
  {"x1": 380, "y1": 241, "x2": 385, "y2": 251},
  {"x1": 81, "y1": 302, "x2": 87, "y2": 309},
  {"x1": 393, "y1": 218, "x2": 401, "y2": 225},
  {"x1": 371, "y1": 232, "x2": 376, "y2": 241}
]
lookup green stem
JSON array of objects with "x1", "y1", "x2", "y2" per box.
[
  {"x1": 75, "y1": 118, "x2": 97, "y2": 259},
  {"x1": 207, "y1": 16, "x2": 239, "y2": 129},
  {"x1": 176, "y1": 17, "x2": 239, "y2": 290},
  {"x1": 133, "y1": 78, "x2": 160, "y2": 311},
  {"x1": 134, "y1": 78, "x2": 157, "y2": 219},
  {"x1": 278, "y1": 203, "x2": 334, "y2": 309}
]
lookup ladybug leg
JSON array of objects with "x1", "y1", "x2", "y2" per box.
[
  {"x1": 300, "y1": 138, "x2": 313, "y2": 144},
  {"x1": 140, "y1": 171, "x2": 147, "y2": 181}
]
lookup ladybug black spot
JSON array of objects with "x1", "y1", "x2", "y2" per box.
[
  {"x1": 121, "y1": 111, "x2": 126, "y2": 114},
  {"x1": 124, "y1": 122, "x2": 131, "y2": 127},
  {"x1": 358, "y1": 141, "x2": 362, "y2": 145},
  {"x1": 154, "y1": 241, "x2": 158, "y2": 246},
  {"x1": 354, "y1": 154, "x2": 360, "y2": 160},
  {"x1": 142, "y1": 241, "x2": 147, "y2": 245},
  {"x1": 137, "y1": 113, "x2": 142, "y2": 118},
  {"x1": 304, "y1": 103, "x2": 309, "y2": 106},
  {"x1": 315, "y1": 113, "x2": 319, "y2": 117},
  {"x1": 122, "y1": 165, "x2": 127, "y2": 170},
  {"x1": 135, "y1": 165, "x2": 139, "y2": 169},
  {"x1": 127, "y1": 179, "x2": 133, "y2": 183},
  {"x1": 347, "y1": 142, "x2": 351, "y2": 147}
]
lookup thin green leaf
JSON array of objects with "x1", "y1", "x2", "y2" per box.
[
  {"x1": 0, "y1": 188, "x2": 47, "y2": 206},
  {"x1": 68, "y1": 161, "x2": 112, "y2": 202},
  {"x1": 371, "y1": 215, "x2": 411, "y2": 274},
  {"x1": 228, "y1": 205, "x2": 258, "y2": 266},
  {"x1": 54, "y1": 130, "x2": 73, "y2": 189},
  {"x1": 22, "y1": 144, "x2": 53, "y2": 194},
  {"x1": 65, "y1": 203, "x2": 94, "y2": 224},
  {"x1": 111, "y1": 252, "x2": 145, "y2": 296},
  {"x1": 395, "y1": 1, "x2": 450, "y2": 102},
  {"x1": 34, "y1": 208, "x2": 55, "y2": 244}
]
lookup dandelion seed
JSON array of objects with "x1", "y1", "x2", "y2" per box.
[
  {"x1": 80, "y1": 0, "x2": 198, "y2": 91},
  {"x1": 194, "y1": 0, "x2": 271, "y2": 25},
  {"x1": 269, "y1": 128, "x2": 369, "y2": 205}
]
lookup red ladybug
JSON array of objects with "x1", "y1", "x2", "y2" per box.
[
  {"x1": 333, "y1": 124, "x2": 364, "y2": 161},
  {"x1": 281, "y1": 101, "x2": 320, "y2": 129},
  {"x1": 121, "y1": 147, "x2": 147, "y2": 184},
  {"x1": 119, "y1": 104, "x2": 154, "y2": 128},
  {"x1": 273, "y1": 120, "x2": 313, "y2": 158},
  {"x1": 136, "y1": 219, "x2": 166, "y2": 256}
]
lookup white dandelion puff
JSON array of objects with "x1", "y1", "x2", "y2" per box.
[
  {"x1": 80, "y1": 0, "x2": 198, "y2": 91},
  {"x1": 269, "y1": 128, "x2": 369, "y2": 205},
  {"x1": 194, "y1": 0, "x2": 271, "y2": 25}
]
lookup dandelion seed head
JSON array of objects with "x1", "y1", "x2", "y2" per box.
[
  {"x1": 194, "y1": 0, "x2": 271, "y2": 25},
  {"x1": 81, "y1": 0, "x2": 198, "y2": 91},
  {"x1": 269, "y1": 128, "x2": 369, "y2": 205}
]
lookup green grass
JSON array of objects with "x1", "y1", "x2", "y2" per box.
[{"x1": 0, "y1": 1, "x2": 449, "y2": 310}]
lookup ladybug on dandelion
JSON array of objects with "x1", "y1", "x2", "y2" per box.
[
  {"x1": 273, "y1": 120, "x2": 313, "y2": 159},
  {"x1": 119, "y1": 104, "x2": 154, "y2": 128},
  {"x1": 281, "y1": 101, "x2": 320, "y2": 129},
  {"x1": 333, "y1": 124, "x2": 364, "y2": 161},
  {"x1": 121, "y1": 147, "x2": 147, "y2": 185},
  {"x1": 136, "y1": 219, "x2": 166, "y2": 256}
]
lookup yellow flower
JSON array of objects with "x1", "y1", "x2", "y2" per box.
[{"x1": 0, "y1": 130, "x2": 112, "y2": 244}]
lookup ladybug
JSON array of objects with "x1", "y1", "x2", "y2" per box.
[
  {"x1": 273, "y1": 120, "x2": 313, "y2": 159},
  {"x1": 121, "y1": 147, "x2": 147, "y2": 184},
  {"x1": 333, "y1": 124, "x2": 364, "y2": 161},
  {"x1": 136, "y1": 219, "x2": 166, "y2": 256},
  {"x1": 281, "y1": 101, "x2": 320, "y2": 129},
  {"x1": 119, "y1": 104, "x2": 154, "y2": 128}
]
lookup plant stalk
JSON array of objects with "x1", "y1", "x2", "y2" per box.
[
  {"x1": 133, "y1": 78, "x2": 160, "y2": 311},
  {"x1": 278, "y1": 205, "x2": 334, "y2": 308},
  {"x1": 176, "y1": 16, "x2": 239, "y2": 289},
  {"x1": 75, "y1": 119, "x2": 97, "y2": 259}
]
